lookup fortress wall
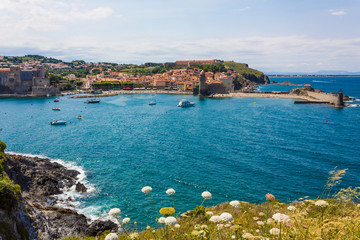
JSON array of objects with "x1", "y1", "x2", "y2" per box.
[{"x1": 306, "y1": 91, "x2": 343, "y2": 106}]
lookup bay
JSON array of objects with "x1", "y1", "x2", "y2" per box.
[{"x1": 0, "y1": 76, "x2": 359, "y2": 227}]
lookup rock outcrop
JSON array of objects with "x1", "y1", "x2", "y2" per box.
[{"x1": 1, "y1": 154, "x2": 118, "y2": 239}]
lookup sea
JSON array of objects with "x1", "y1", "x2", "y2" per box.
[{"x1": 0, "y1": 76, "x2": 359, "y2": 227}]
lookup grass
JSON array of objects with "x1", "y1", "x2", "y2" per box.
[
  {"x1": 60, "y1": 198, "x2": 360, "y2": 240},
  {"x1": 61, "y1": 167, "x2": 360, "y2": 240}
]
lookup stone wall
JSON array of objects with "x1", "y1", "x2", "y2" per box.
[
  {"x1": 31, "y1": 86, "x2": 58, "y2": 96},
  {"x1": 306, "y1": 91, "x2": 343, "y2": 107}
]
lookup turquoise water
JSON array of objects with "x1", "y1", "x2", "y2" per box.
[{"x1": 0, "y1": 76, "x2": 360, "y2": 227}]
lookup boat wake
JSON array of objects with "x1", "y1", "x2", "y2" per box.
[{"x1": 312, "y1": 80, "x2": 333, "y2": 83}]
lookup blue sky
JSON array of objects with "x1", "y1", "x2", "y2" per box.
[{"x1": 0, "y1": 0, "x2": 359, "y2": 72}]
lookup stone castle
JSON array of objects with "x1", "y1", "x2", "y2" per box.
[{"x1": 0, "y1": 66, "x2": 58, "y2": 96}]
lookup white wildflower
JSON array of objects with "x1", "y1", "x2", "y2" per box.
[
  {"x1": 231, "y1": 235, "x2": 236, "y2": 239},
  {"x1": 165, "y1": 216, "x2": 177, "y2": 226},
  {"x1": 129, "y1": 232, "x2": 139, "y2": 239},
  {"x1": 209, "y1": 215, "x2": 221, "y2": 223},
  {"x1": 158, "y1": 217, "x2": 166, "y2": 223},
  {"x1": 166, "y1": 188, "x2": 176, "y2": 195},
  {"x1": 104, "y1": 233, "x2": 118, "y2": 240},
  {"x1": 257, "y1": 221, "x2": 264, "y2": 226},
  {"x1": 288, "y1": 206, "x2": 296, "y2": 211},
  {"x1": 229, "y1": 200, "x2": 241, "y2": 208},
  {"x1": 315, "y1": 200, "x2": 329, "y2": 207},
  {"x1": 205, "y1": 211, "x2": 214, "y2": 216},
  {"x1": 220, "y1": 212, "x2": 233, "y2": 222},
  {"x1": 272, "y1": 213, "x2": 290, "y2": 223},
  {"x1": 175, "y1": 223, "x2": 180, "y2": 228},
  {"x1": 201, "y1": 191, "x2": 212, "y2": 199},
  {"x1": 122, "y1": 217, "x2": 130, "y2": 224},
  {"x1": 108, "y1": 208, "x2": 121, "y2": 217},
  {"x1": 242, "y1": 233, "x2": 253, "y2": 238},
  {"x1": 270, "y1": 227, "x2": 280, "y2": 235},
  {"x1": 141, "y1": 186, "x2": 152, "y2": 194}
]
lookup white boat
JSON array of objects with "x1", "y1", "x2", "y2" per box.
[
  {"x1": 50, "y1": 120, "x2": 66, "y2": 125},
  {"x1": 149, "y1": 100, "x2": 157, "y2": 105},
  {"x1": 177, "y1": 99, "x2": 195, "y2": 107},
  {"x1": 52, "y1": 107, "x2": 61, "y2": 111}
]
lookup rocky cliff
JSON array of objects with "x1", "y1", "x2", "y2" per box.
[
  {"x1": 0, "y1": 153, "x2": 117, "y2": 240},
  {"x1": 223, "y1": 61, "x2": 270, "y2": 90}
]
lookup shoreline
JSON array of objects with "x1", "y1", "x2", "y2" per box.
[{"x1": 2, "y1": 152, "x2": 117, "y2": 239}]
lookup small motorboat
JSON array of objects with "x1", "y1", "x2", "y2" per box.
[
  {"x1": 149, "y1": 100, "x2": 157, "y2": 105},
  {"x1": 177, "y1": 99, "x2": 195, "y2": 107},
  {"x1": 52, "y1": 108, "x2": 61, "y2": 111},
  {"x1": 54, "y1": 99, "x2": 60, "y2": 102},
  {"x1": 51, "y1": 120, "x2": 66, "y2": 125},
  {"x1": 85, "y1": 99, "x2": 100, "y2": 103}
]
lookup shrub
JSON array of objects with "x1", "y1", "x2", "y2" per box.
[
  {"x1": 0, "y1": 140, "x2": 6, "y2": 152},
  {"x1": 0, "y1": 180, "x2": 19, "y2": 211}
]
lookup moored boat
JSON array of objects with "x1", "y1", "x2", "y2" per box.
[
  {"x1": 85, "y1": 99, "x2": 100, "y2": 103},
  {"x1": 54, "y1": 99, "x2": 60, "y2": 102},
  {"x1": 149, "y1": 100, "x2": 157, "y2": 105},
  {"x1": 52, "y1": 108, "x2": 61, "y2": 111},
  {"x1": 177, "y1": 99, "x2": 195, "y2": 107},
  {"x1": 50, "y1": 120, "x2": 66, "y2": 125}
]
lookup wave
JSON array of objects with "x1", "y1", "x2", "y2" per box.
[
  {"x1": 312, "y1": 80, "x2": 333, "y2": 83},
  {"x1": 5, "y1": 151, "x2": 99, "y2": 221},
  {"x1": 347, "y1": 104, "x2": 360, "y2": 108}
]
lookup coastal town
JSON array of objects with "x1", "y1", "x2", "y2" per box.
[
  {"x1": 0, "y1": 55, "x2": 347, "y2": 107},
  {"x1": 1, "y1": 56, "x2": 267, "y2": 97}
]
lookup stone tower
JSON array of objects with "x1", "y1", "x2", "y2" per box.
[
  {"x1": 334, "y1": 91, "x2": 344, "y2": 108},
  {"x1": 199, "y1": 70, "x2": 208, "y2": 96}
]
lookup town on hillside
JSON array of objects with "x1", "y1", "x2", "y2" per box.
[{"x1": 0, "y1": 55, "x2": 269, "y2": 97}]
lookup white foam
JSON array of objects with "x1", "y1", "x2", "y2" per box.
[
  {"x1": 312, "y1": 80, "x2": 332, "y2": 83},
  {"x1": 347, "y1": 104, "x2": 360, "y2": 108},
  {"x1": 5, "y1": 151, "x2": 98, "y2": 221}
]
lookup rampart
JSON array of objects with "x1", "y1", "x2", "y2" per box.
[{"x1": 306, "y1": 91, "x2": 344, "y2": 107}]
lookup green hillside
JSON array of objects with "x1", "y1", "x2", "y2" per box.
[{"x1": 224, "y1": 61, "x2": 269, "y2": 87}]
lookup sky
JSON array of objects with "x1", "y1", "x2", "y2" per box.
[{"x1": 0, "y1": 0, "x2": 359, "y2": 73}]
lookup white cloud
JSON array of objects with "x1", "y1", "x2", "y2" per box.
[
  {"x1": 1, "y1": 34, "x2": 359, "y2": 72},
  {"x1": 329, "y1": 9, "x2": 347, "y2": 16},
  {"x1": 0, "y1": 0, "x2": 114, "y2": 32}
]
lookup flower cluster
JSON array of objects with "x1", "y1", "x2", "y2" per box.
[
  {"x1": 104, "y1": 233, "x2": 118, "y2": 240},
  {"x1": 202, "y1": 191, "x2": 212, "y2": 199},
  {"x1": 141, "y1": 186, "x2": 152, "y2": 194},
  {"x1": 166, "y1": 188, "x2": 176, "y2": 195},
  {"x1": 108, "y1": 208, "x2": 121, "y2": 217},
  {"x1": 165, "y1": 216, "x2": 177, "y2": 226},
  {"x1": 272, "y1": 213, "x2": 290, "y2": 223},
  {"x1": 159, "y1": 207, "x2": 175, "y2": 217},
  {"x1": 315, "y1": 200, "x2": 329, "y2": 207},
  {"x1": 229, "y1": 200, "x2": 241, "y2": 208}
]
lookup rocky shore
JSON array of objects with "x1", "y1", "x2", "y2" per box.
[{"x1": 1, "y1": 154, "x2": 117, "y2": 239}]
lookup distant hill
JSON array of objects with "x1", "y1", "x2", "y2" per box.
[
  {"x1": 2, "y1": 55, "x2": 63, "y2": 64},
  {"x1": 267, "y1": 70, "x2": 360, "y2": 76}
]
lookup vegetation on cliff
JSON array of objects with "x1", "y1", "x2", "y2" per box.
[
  {"x1": 224, "y1": 61, "x2": 269, "y2": 90},
  {"x1": 0, "y1": 140, "x2": 21, "y2": 212}
]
